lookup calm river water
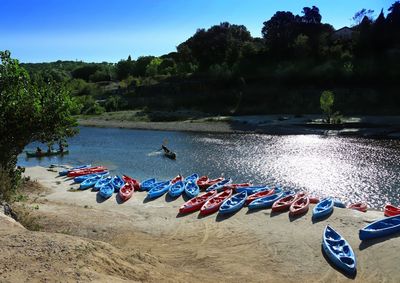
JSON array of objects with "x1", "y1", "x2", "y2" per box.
[{"x1": 18, "y1": 126, "x2": 400, "y2": 209}]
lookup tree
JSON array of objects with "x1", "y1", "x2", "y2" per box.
[
  {"x1": 352, "y1": 9, "x2": 374, "y2": 25},
  {"x1": 320, "y1": 90, "x2": 334, "y2": 123},
  {"x1": 301, "y1": 6, "x2": 322, "y2": 24},
  {"x1": 0, "y1": 51, "x2": 78, "y2": 200},
  {"x1": 145, "y1": 58, "x2": 163, "y2": 76},
  {"x1": 262, "y1": 11, "x2": 297, "y2": 53}
]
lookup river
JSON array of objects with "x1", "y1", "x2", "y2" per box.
[{"x1": 18, "y1": 126, "x2": 400, "y2": 209}]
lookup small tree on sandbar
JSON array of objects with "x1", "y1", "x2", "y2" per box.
[{"x1": 320, "y1": 90, "x2": 334, "y2": 124}]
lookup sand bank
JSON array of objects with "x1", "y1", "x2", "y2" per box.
[
  {"x1": 1, "y1": 166, "x2": 400, "y2": 282},
  {"x1": 78, "y1": 114, "x2": 400, "y2": 138}
]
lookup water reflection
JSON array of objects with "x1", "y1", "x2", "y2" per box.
[{"x1": 18, "y1": 127, "x2": 400, "y2": 208}]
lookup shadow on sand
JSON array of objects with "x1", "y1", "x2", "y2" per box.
[
  {"x1": 215, "y1": 209, "x2": 241, "y2": 222},
  {"x1": 165, "y1": 193, "x2": 180, "y2": 203},
  {"x1": 321, "y1": 245, "x2": 357, "y2": 279},
  {"x1": 359, "y1": 232, "x2": 400, "y2": 250},
  {"x1": 312, "y1": 211, "x2": 333, "y2": 224},
  {"x1": 96, "y1": 192, "x2": 108, "y2": 203}
]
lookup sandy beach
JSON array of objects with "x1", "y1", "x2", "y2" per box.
[{"x1": 1, "y1": 166, "x2": 400, "y2": 282}]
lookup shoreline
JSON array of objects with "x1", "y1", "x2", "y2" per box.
[
  {"x1": 78, "y1": 114, "x2": 400, "y2": 139},
  {"x1": 1, "y1": 165, "x2": 400, "y2": 282}
]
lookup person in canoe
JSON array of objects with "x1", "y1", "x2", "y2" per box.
[
  {"x1": 161, "y1": 145, "x2": 176, "y2": 160},
  {"x1": 36, "y1": 147, "x2": 42, "y2": 154},
  {"x1": 58, "y1": 140, "x2": 65, "y2": 153}
]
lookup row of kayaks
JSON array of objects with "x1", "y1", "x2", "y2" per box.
[{"x1": 59, "y1": 165, "x2": 400, "y2": 276}]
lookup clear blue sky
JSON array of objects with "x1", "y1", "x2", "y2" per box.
[{"x1": 0, "y1": 0, "x2": 394, "y2": 63}]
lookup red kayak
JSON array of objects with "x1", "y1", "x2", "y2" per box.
[
  {"x1": 245, "y1": 188, "x2": 275, "y2": 205},
  {"x1": 384, "y1": 204, "x2": 400, "y2": 217},
  {"x1": 171, "y1": 175, "x2": 183, "y2": 184},
  {"x1": 119, "y1": 182, "x2": 134, "y2": 201},
  {"x1": 67, "y1": 167, "x2": 107, "y2": 177},
  {"x1": 199, "y1": 177, "x2": 224, "y2": 190},
  {"x1": 309, "y1": 196, "x2": 320, "y2": 204},
  {"x1": 348, "y1": 202, "x2": 368, "y2": 213},
  {"x1": 272, "y1": 194, "x2": 297, "y2": 212},
  {"x1": 197, "y1": 176, "x2": 209, "y2": 188},
  {"x1": 200, "y1": 189, "x2": 233, "y2": 216},
  {"x1": 223, "y1": 182, "x2": 252, "y2": 191},
  {"x1": 289, "y1": 196, "x2": 310, "y2": 216},
  {"x1": 179, "y1": 190, "x2": 218, "y2": 214},
  {"x1": 122, "y1": 175, "x2": 140, "y2": 191}
]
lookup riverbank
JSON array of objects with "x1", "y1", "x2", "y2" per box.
[
  {"x1": 78, "y1": 111, "x2": 400, "y2": 138},
  {"x1": 1, "y1": 165, "x2": 399, "y2": 282}
]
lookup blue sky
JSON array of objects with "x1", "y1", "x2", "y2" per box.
[{"x1": 0, "y1": 0, "x2": 394, "y2": 63}]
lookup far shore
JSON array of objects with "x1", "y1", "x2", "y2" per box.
[{"x1": 78, "y1": 112, "x2": 400, "y2": 139}]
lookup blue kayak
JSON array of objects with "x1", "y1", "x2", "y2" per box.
[
  {"x1": 322, "y1": 225, "x2": 356, "y2": 275},
  {"x1": 99, "y1": 183, "x2": 114, "y2": 198},
  {"x1": 248, "y1": 190, "x2": 289, "y2": 210},
  {"x1": 140, "y1": 178, "x2": 157, "y2": 191},
  {"x1": 313, "y1": 198, "x2": 334, "y2": 220},
  {"x1": 74, "y1": 171, "x2": 108, "y2": 183},
  {"x1": 79, "y1": 174, "x2": 106, "y2": 190},
  {"x1": 359, "y1": 214, "x2": 400, "y2": 240},
  {"x1": 219, "y1": 191, "x2": 247, "y2": 214},
  {"x1": 59, "y1": 164, "x2": 91, "y2": 176},
  {"x1": 111, "y1": 176, "x2": 125, "y2": 192},
  {"x1": 147, "y1": 181, "x2": 171, "y2": 199},
  {"x1": 184, "y1": 173, "x2": 199, "y2": 184},
  {"x1": 334, "y1": 199, "x2": 346, "y2": 208},
  {"x1": 236, "y1": 185, "x2": 269, "y2": 195},
  {"x1": 94, "y1": 176, "x2": 112, "y2": 191},
  {"x1": 206, "y1": 178, "x2": 232, "y2": 192},
  {"x1": 168, "y1": 180, "x2": 185, "y2": 197},
  {"x1": 185, "y1": 181, "x2": 200, "y2": 199}
]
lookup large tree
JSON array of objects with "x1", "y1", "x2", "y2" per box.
[{"x1": 0, "y1": 51, "x2": 78, "y2": 199}]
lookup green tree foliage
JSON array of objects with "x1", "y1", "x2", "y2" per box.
[
  {"x1": 71, "y1": 65, "x2": 99, "y2": 81},
  {"x1": 177, "y1": 22, "x2": 252, "y2": 71},
  {"x1": 320, "y1": 90, "x2": 334, "y2": 123},
  {"x1": 145, "y1": 58, "x2": 163, "y2": 76},
  {"x1": 0, "y1": 51, "x2": 78, "y2": 199}
]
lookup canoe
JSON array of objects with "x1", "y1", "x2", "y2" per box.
[
  {"x1": 164, "y1": 151, "x2": 176, "y2": 159},
  {"x1": 196, "y1": 176, "x2": 209, "y2": 189},
  {"x1": 313, "y1": 198, "x2": 334, "y2": 220},
  {"x1": 140, "y1": 178, "x2": 157, "y2": 191},
  {"x1": 79, "y1": 174, "x2": 106, "y2": 190},
  {"x1": 26, "y1": 150, "x2": 69, "y2": 158},
  {"x1": 289, "y1": 196, "x2": 310, "y2": 216},
  {"x1": 248, "y1": 191, "x2": 292, "y2": 210},
  {"x1": 99, "y1": 183, "x2": 114, "y2": 198},
  {"x1": 322, "y1": 225, "x2": 356, "y2": 275},
  {"x1": 185, "y1": 181, "x2": 200, "y2": 199},
  {"x1": 348, "y1": 202, "x2": 368, "y2": 213},
  {"x1": 334, "y1": 199, "x2": 346, "y2": 208},
  {"x1": 200, "y1": 189, "x2": 233, "y2": 216},
  {"x1": 359, "y1": 214, "x2": 400, "y2": 240},
  {"x1": 271, "y1": 193, "x2": 298, "y2": 213},
  {"x1": 219, "y1": 191, "x2": 247, "y2": 214},
  {"x1": 168, "y1": 180, "x2": 185, "y2": 197},
  {"x1": 179, "y1": 191, "x2": 218, "y2": 214},
  {"x1": 119, "y1": 182, "x2": 134, "y2": 201},
  {"x1": 111, "y1": 176, "x2": 125, "y2": 192},
  {"x1": 245, "y1": 187, "x2": 275, "y2": 205},
  {"x1": 199, "y1": 177, "x2": 224, "y2": 190},
  {"x1": 184, "y1": 173, "x2": 199, "y2": 184},
  {"x1": 236, "y1": 185, "x2": 270, "y2": 195},
  {"x1": 74, "y1": 171, "x2": 109, "y2": 183},
  {"x1": 384, "y1": 204, "x2": 400, "y2": 217},
  {"x1": 122, "y1": 175, "x2": 140, "y2": 191},
  {"x1": 223, "y1": 182, "x2": 252, "y2": 191},
  {"x1": 94, "y1": 176, "x2": 112, "y2": 191},
  {"x1": 67, "y1": 167, "x2": 107, "y2": 177},
  {"x1": 59, "y1": 164, "x2": 91, "y2": 176},
  {"x1": 309, "y1": 196, "x2": 320, "y2": 204},
  {"x1": 171, "y1": 175, "x2": 183, "y2": 184},
  {"x1": 147, "y1": 181, "x2": 171, "y2": 199},
  {"x1": 206, "y1": 178, "x2": 232, "y2": 192}
]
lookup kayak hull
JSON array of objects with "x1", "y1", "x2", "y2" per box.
[
  {"x1": 179, "y1": 191, "x2": 218, "y2": 214},
  {"x1": 359, "y1": 214, "x2": 400, "y2": 240}
]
